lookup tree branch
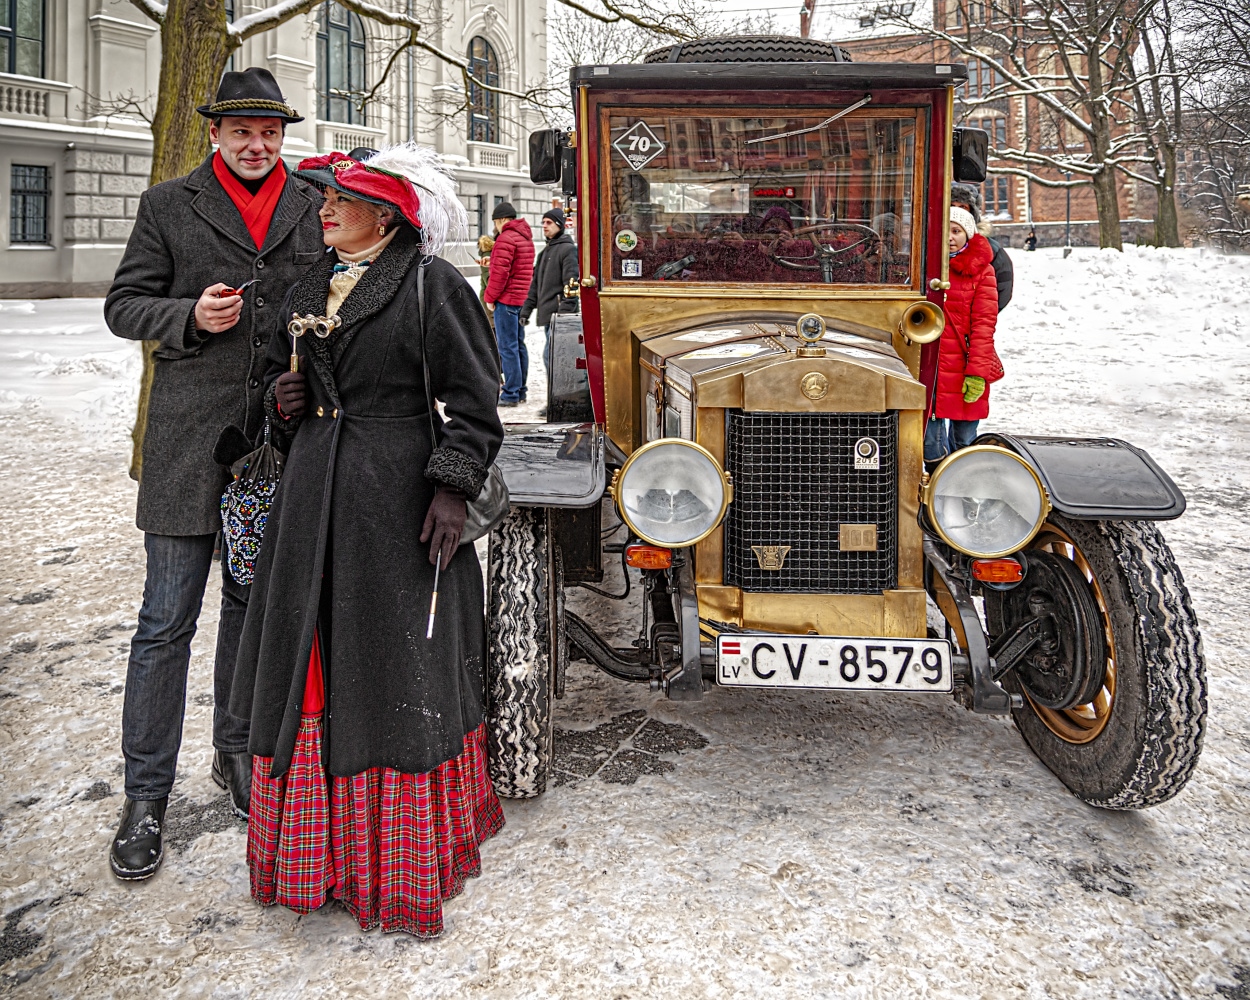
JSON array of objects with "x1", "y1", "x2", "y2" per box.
[{"x1": 126, "y1": 0, "x2": 166, "y2": 24}]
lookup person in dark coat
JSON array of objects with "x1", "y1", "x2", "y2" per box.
[
  {"x1": 482, "y1": 201, "x2": 535, "y2": 406},
  {"x1": 924, "y1": 206, "x2": 1003, "y2": 466},
  {"x1": 520, "y1": 207, "x2": 578, "y2": 373},
  {"x1": 951, "y1": 184, "x2": 1014, "y2": 311},
  {"x1": 230, "y1": 143, "x2": 506, "y2": 939},
  {"x1": 103, "y1": 67, "x2": 323, "y2": 881}
]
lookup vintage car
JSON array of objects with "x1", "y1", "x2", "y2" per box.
[{"x1": 485, "y1": 36, "x2": 1206, "y2": 810}]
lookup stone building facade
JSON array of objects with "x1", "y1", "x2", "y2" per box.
[{"x1": 0, "y1": 0, "x2": 553, "y2": 297}]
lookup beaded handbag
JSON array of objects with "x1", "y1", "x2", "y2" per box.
[{"x1": 220, "y1": 420, "x2": 285, "y2": 585}]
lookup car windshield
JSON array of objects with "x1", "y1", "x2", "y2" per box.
[{"x1": 604, "y1": 108, "x2": 922, "y2": 287}]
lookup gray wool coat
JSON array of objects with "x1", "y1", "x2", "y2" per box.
[{"x1": 105, "y1": 155, "x2": 325, "y2": 536}]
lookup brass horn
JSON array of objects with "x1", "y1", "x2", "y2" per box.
[{"x1": 898, "y1": 300, "x2": 945, "y2": 345}]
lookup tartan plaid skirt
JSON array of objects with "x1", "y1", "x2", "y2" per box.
[{"x1": 248, "y1": 716, "x2": 504, "y2": 938}]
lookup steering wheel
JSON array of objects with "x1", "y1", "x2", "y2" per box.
[{"x1": 767, "y1": 222, "x2": 881, "y2": 282}]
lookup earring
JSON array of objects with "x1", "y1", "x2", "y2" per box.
[{"x1": 378, "y1": 224, "x2": 386, "y2": 236}]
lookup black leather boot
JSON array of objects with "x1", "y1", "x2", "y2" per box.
[
  {"x1": 211, "y1": 750, "x2": 253, "y2": 820},
  {"x1": 109, "y1": 797, "x2": 167, "y2": 880}
]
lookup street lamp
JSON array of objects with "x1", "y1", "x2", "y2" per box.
[{"x1": 1063, "y1": 170, "x2": 1072, "y2": 258}]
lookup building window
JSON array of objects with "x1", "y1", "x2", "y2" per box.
[
  {"x1": 982, "y1": 175, "x2": 1010, "y2": 216},
  {"x1": 465, "y1": 194, "x2": 485, "y2": 238},
  {"x1": 964, "y1": 59, "x2": 1001, "y2": 98},
  {"x1": 1, "y1": 0, "x2": 45, "y2": 77},
  {"x1": 977, "y1": 116, "x2": 1007, "y2": 147},
  {"x1": 10, "y1": 164, "x2": 50, "y2": 244},
  {"x1": 317, "y1": 1, "x2": 367, "y2": 125},
  {"x1": 467, "y1": 36, "x2": 500, "y2": 144},
  {"x1": 224, "y1": 0, "x2": 235, "y2": 73}
]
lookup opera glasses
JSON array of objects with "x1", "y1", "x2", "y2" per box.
[
  {"x1": 287, "y1": 312, "x2": 342, "y2": 372},
  {"x1": 287, "y1": 312, "x2": 342, "y2": 339}
]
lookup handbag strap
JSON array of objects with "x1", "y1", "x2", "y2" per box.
[{"x1": 415, "y1": 261, "x2": 440, "y2": 449}]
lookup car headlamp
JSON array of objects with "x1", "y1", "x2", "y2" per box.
[
  {"x1": 610, "y1": 439, "x2": 732, "y2": 547},
  {"x1": 922, "y1": 445, "x2": 1050, "y2": 558}
]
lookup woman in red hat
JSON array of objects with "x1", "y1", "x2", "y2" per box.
[{"x1": 231, "y1": 144, "x2": 505, "y2": 938}]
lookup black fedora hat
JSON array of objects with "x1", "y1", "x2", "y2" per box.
[{"x1": 196, "y1": 67, "x2": 303, "y2": 123}]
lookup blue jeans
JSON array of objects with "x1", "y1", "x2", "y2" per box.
[
  {"x1": 925, "y1": 418, "x2": 980, "y2": 463},
  {"x1": 121, "y1": 532, "x2": 250, "y2": 800},
  {"x1": 493, "y1": 303, "x2": 528, "y2": 403}
]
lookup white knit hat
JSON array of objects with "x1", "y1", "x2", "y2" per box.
[{"x1": 949, "y1": 206, "x2": 978, "y2": 243}]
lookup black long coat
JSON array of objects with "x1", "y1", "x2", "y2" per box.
[
  {"x1": 231, "y1": 227, "x2": 504, "y2": 778},
  {"x1": 105, "y1": 156, "x2": 324, "y2": 535}
]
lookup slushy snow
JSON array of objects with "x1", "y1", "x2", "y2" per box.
[{"x1": 1, "y1": 247, "x2": 1248, "y2": 998}]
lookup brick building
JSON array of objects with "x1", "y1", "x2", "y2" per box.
[{"x1": 829, "y1": 1, "x2": 1155, "y2": 246}]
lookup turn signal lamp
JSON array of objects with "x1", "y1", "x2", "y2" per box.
[
  {"x1": 971, "y1": 558, "x2": 1024, "y2": 583},
  {"x1": 625, "y1": 544, "x2": 673, "y2": 570}
]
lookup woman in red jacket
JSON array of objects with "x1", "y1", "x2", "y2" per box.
[{"x1": 925, "y1": 206, "x2": 1003, "y2": 467}]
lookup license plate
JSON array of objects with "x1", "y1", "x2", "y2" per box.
[{"x1": 716, "y1": 634, "x2": 953, "y2": 692}]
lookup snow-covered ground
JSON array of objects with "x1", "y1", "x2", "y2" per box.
[{"x1": 1, "y1": 247, "x2": 1249, "y2": 998}]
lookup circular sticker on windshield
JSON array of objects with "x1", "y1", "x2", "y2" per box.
[{"x1": 615, "y1": 230, "x2": 638, "y2": 252}]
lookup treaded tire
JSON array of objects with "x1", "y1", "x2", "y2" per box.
[
  {"x1": 988, "y1": 515, "x2": 1207, "y2": 809},
  {"x1": 486, "y1": 508, "x2": 554, "y2": 799},
  {"x1": 644, "y1": 35, "x2": 852, "y2": 65}
]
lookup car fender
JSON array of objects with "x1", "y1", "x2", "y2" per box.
[
  {"x1": 978, "y1": 433, "x2": 1186, "y2": 520},
  {"x1": 496, "y1": 422, "x2": 605, "y2": 508}
]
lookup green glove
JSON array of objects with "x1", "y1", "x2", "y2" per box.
[{"x1": 962, "y1": 376, "x2": 986, "y2": 403}]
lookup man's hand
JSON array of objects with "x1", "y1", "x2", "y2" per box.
[
  {"x1": 420, "y1": 486, "x2": 468, "y2": 568},
  {"x1": 274, "y1": 371, "x2": 307, "y2": 418},
  {"x1": 195, "y1": 283, "x2": 243, "y2": 333}
]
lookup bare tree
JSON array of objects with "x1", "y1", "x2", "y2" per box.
[
  {"x1": 884, "y1": 0, "x2": 1163, "y2": 249},
  {"x1": 1174, "y1": 0, "x2": 1250, "y2": 248},
  {"x1": 1118, "y1": 0, "x2": 1185, "y2": 245}
]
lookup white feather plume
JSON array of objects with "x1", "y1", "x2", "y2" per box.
[{"x1": 363, "y1": 142, "x2": 467, "y2": 257}]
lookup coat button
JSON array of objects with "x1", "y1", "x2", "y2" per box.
[
  {"x1": 332, "y1": 408, "x2": 338, "y2": 418},
  {"x1": 256, "y1": 259, "x2": 265, "y2": 269},
  {"x1": 250, "y1": 377, "x2": 259, "y2": 388},
  {"x1": 256, "y1": 297, "x2": 265, "y2": 307},
  {"x1": 253, "y1": 336, "x2": 262, "y2": 347},
  {"x1": 316, "y1": 406, "x2": 325, "y2": 417}
]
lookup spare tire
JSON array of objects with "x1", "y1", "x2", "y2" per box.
[{"x1": 643, "y1": 34, "x2": 852, "y2": 65}]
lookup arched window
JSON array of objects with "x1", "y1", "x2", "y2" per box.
[
  {"x1": 317, "y1": 2, "x2": 367, "y2": 125},
  {"x1": 467, "y1": 36, "x2": 500, "y2": 144},
  {"x1": 1, "y1": 0, "x2": 44, "y2": 77}
]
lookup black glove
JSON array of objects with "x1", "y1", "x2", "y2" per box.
[
  {"x1": 519, "y1": 310, "x2": 532, "y2": 327},
  {"x1": 274, "y1": 371, "x2": 306, "y2": 419},
  {"x1": 420, "y1": 486, "x2": 467, "y2": 567}
]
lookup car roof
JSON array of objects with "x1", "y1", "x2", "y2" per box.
[{"x1": 569, "y1": 62, "x2": 968, "y2": 92}]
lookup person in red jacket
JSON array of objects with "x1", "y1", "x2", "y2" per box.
[
  {"x1": 482, "y1": 202, "x2": 535, "y2": 406},
  {"x1": 924, "y1": 206, "x2": 1003, "y2": 467}
]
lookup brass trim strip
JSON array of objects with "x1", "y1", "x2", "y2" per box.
[
  {"x1": 579, "y1": 85, "x2": 592, "y2": 284},
  {"x1": 638, "y1": 357, "x2": 665, "y2": 379}
]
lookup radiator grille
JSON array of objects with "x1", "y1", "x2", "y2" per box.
[{"x1": 724, "y1": 411, "x2": 898, "y2": 593}]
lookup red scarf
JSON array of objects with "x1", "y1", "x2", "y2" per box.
[{"x1": 212, "y1": 151, "x2": 287, "y2": 249}]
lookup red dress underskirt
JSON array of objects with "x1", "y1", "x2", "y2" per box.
[{"x1": 247, "y1": 634, "x2": 504, "y2": 938}]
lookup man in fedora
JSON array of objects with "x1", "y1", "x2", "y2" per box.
[{"x1": 104, "y1": 67, "x2": 324, "y2": 880}]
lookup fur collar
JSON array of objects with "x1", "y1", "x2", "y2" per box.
[{"x1": 949, "y1": 232, "x2": 994, "y2": 277}]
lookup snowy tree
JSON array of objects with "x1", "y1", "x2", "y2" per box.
[
  {"x1": 884, "y1": 0, "x2": 1165, "y2": 249},
  {"x1": 1175, "y1": 0, "x2": 1250, "y2": 248}
]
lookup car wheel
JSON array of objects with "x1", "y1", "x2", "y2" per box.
[
  {"x1": 985, "y1": 514, "x2": 1207, "y2": 809},
  {"x1": 486, "y1": 507, "x2": 555, "y2": 798}
]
